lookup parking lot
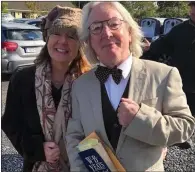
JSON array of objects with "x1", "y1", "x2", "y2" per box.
[
  {"x1": 2, "y1": 78, "x2": 23, "y2": 172},
  {"x1": 1, "y1": 76, "x2": 195, "y2": 172}
]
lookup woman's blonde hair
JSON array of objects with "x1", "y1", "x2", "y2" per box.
[{"x1": 79, "y1": 2, "x2": 144, "y2": 64}]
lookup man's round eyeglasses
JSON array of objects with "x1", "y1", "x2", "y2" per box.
[{"x1": 88, "y1": 17, "x2": 125, "y2": 35}]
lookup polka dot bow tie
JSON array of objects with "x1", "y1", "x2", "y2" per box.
[{"x1": 95, "y1": 65, "x2": 123, "y2": 85}]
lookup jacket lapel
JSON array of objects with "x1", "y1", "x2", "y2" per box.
[
  {"x1": 116, "y1": 58, "x2": 147, "y2": 154},
  {"x1": 88, "y1": 68, "x2": 114, "y2": 151}
]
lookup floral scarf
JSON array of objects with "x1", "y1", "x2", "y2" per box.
[{"x1": 33, "y1": 62, "x2": 78, "y2": 172}]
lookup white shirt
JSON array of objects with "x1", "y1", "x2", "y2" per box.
[{"x1": 100, "y1": 55, "x2": 132, "y2": 110}]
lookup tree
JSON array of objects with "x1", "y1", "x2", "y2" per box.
[
  {"x1": 120, "y1": 2, "x2": 158, "y2": 20},
  {"x1": 1, "y1": 2, "x2": 8, "y2": 13},
  {"x1": 157, "y1": 1, "x2": 189, "y2": 18},
  {"x1": 72, "y1": 1, "x2": 89, "y2": 8},
  {"x1": 25, "y1": 1, "x2": 41, "y2": 18}
]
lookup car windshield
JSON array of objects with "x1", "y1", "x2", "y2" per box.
[{"x1": 3, "y1": 29, "x2": 42, "y2": 40}]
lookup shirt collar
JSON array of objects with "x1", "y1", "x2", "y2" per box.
[{"x1": 99, "y1": 54, "x2": 132, "y2": 79}]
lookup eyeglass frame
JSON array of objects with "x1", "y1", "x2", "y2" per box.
[{"x1": 88, "y1": 17, "x2": 125, "y2": 35}]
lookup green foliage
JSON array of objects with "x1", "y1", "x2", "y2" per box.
[
  {"x1": 25, "y1": 1, "x2": 41, "y2": 17},
  {"x1": 72, "y1": 1, "x2": 89, "y2": 8},
  {"x1": 157, "y1": 1, "x2": 189, "y2": 18},
  {"x1": 120, "y1": 1, "x2": 189, "y2": 19},
  {"x1": 120, "y1": 2, "x2": 158, "y2": 19},
  {"x1": 71, "y1": 1, "x2": 190, "y2": 19},
  {"x1": 1, "y1": 2, "x2": 8, "y2": 13}
]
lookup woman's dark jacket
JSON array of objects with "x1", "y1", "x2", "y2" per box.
[{"x1": 2, "y1": 66, "x2": 62, "y2": 171}]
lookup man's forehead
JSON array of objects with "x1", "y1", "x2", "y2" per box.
[{"x1": 88, "y1": 4, "x2": 122, "y2": 25}]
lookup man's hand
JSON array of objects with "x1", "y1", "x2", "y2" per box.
[
  {"x1": 117, "y1": 98, "x2": 140, "y2": 127},
  {"x1": 43, "y1": 142, "x2": 60, "y2": 163}
]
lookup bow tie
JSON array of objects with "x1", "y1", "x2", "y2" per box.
[{"x1": 95, "y1": 65, "x2": 123, "y2": 85}]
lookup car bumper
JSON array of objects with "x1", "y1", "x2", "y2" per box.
[{"x1": 2, "y1": 58, "x2": 35, "y2": 74}]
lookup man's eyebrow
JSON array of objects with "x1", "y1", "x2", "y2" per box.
[{"x1": 90, "y1": 20, "x2": 106, "y2": 23}]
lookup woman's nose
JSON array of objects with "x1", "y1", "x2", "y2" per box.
[{"x1": 58, "y1": 35, "x2": 68, "y2": 44}]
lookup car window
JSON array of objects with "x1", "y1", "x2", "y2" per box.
[
  {"x1": 28, "y1": 21, "x2": 42, "y2": 28},
  {"x1": 3, "y1": 29, "x2": 42, "y2": 40},
  {"x1": 13, "y1": 19, "x2": 27, "y2": 23}
]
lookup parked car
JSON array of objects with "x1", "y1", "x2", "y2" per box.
[
  {"x1": 25, "y1": 19, "x2": 42, "y2": 28},
  {"x1": 12, "y1": 18, "x2": 31, "y2": 23},
  {"x1": 2, "y1": 13, "x2": 15, "y2": 22},
  {"x1": 1, "y1": 22, "x2": 45, "y2": 74},
  {"x1": 12, "y1": 18, "x2": 42, "y2": 28}
]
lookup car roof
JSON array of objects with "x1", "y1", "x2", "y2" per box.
[
  {"x1": 2, "y1": 22, "x2": 40, "y2": 30},
  {"x1": 14, "y1": 18, "x2": 31, "y2": 21},
  {"x1": 26, "y1": 19, "x2": 42, "y2": 23}
]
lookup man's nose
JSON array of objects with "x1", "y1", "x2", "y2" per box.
[{"x1": 101, "y1": 24, "x2": 113, "y2": 37}]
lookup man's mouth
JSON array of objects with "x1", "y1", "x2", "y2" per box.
[{"x1": 103, "y1": 42, "x2": 117, "y2": 48}]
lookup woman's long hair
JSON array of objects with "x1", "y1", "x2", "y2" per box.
[{"x1": 34, "y1": 43, "x2": 91, "y2": 75}]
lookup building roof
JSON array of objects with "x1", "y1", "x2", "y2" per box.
[{"x1": 7, "y1": 1, "x2": 75, "y2": 12}]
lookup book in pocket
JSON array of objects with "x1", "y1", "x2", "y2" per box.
[{"x1": 77, "y1": 132, "x2": 126, "y2": 172}]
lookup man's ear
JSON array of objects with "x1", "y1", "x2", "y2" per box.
[
  {"x1": 128, "y1": 26, "x2": 132, "y2": 35},
  {"x1": 128, "y1": 27, "x2": 132, "y2": 44}
]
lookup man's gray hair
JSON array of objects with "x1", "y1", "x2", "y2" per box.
[{"x1": 79, "y1": 2, "x2": 144, "y2": 64}]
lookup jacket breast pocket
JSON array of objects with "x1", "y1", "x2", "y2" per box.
[{"x1": 141, "y1": 97, "x2": 158, "y2": 106}]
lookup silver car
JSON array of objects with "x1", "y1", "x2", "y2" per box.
[
  {"x1": 1, "y1": 22, "x2": 45, "y2": 74},
  {"x1": 12, "y1": 18, "x2": 42, "y2": 28}
]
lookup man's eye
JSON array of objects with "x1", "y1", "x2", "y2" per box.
[
  {"x1": 109, "y1": 22, "x2": 119, "y2": 28},
  {"x1": 93, "y1": 26, "x2": 101, "y2": 31},
  {"x1": 91, "y1": 23, "x2": 102, "y2": 31}
]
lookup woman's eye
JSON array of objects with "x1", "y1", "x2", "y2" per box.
[
  {"x1": 67, "y1": 34, "x2": 77, "y2": 40},
  {"x1": 68, "y1": 35, "x2": 74, "y2": 39}
]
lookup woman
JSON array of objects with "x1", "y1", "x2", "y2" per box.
[{"x1": 2, "y1": 5, "x2": 90, "y2": 172}]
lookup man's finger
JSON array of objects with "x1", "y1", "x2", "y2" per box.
[
  {"x1": 45, "y1": 142, "x2": 56, "y2": 148},
  {"x1": 46, "y1": 142, "x2": 58, "y2": 149},
  {"x1": 121, "y1": 98, "x2": 134, "y2": 104},
  {"x1": 119, "y1": 101, "x2": 129, "y2": 108}
]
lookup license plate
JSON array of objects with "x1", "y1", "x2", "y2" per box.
[{"x1": 25, "y1": 47, "x2": 37, "y2": 53}]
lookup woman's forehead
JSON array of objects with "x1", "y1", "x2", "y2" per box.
[{"x1": 88, "y1": 4, "x2": 122, "y2": 25}]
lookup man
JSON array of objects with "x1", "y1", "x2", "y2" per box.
[
  {"x1": 142, "y1": 2, "x2": 195, "y2": 116},
  {"x1": 66, "y1": 2, "x2": 195, "y2": 171}
]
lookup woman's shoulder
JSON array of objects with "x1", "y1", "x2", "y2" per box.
[{"x1": 10, "y1": 65, "x2": 36, "y2": 86}]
